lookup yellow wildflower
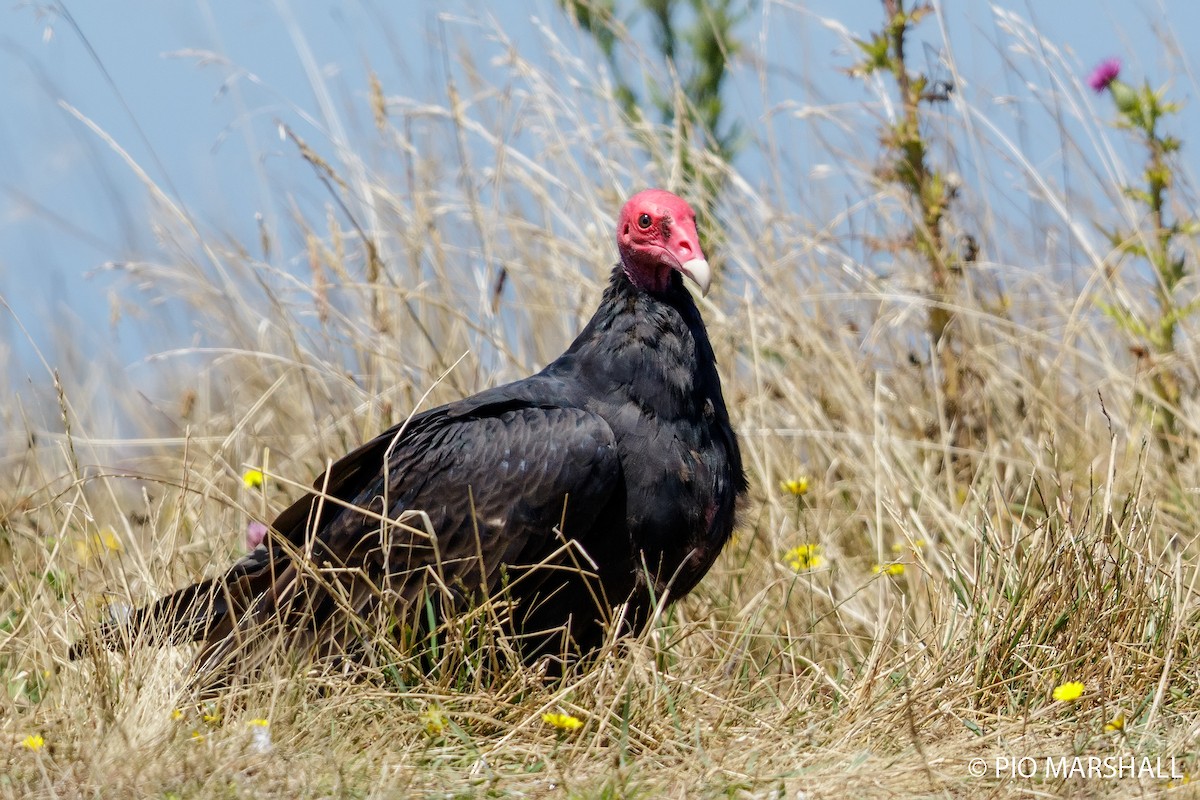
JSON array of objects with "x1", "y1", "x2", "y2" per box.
[
  {"x1": 872, "y1": 563, "x2": 905, "y2": 576},
  {"x1": 202, "y1": 711, "x2": 222, "y2": 725},
  {"x1": 1052, "y1": 681, "x2": 1085, "y2": 703},
  {"x1": 247, "y1": 718, "x2": 268, "y2": 727},
  {"x1": 171, "y1": 709, "x2": 184, "y2": 721},
  {"x1": 190, "y1": 730, "x2": 205, "y2": 742},
  {"x1": 95, "y1": 527, "x2": 121, "y2": 551},
  {"x1": 75, "y1": 526, "x2": 122, "y2": 560},
  {"x1": 542, "y1": 712, "x2": 583, "y2": 731},
  {"x1": 1104, "y1": 713, "x2": 1125, "y2": 732},
  {"x1": 779, "y1": 477, "x2": 810, "y2": 497},
  {"x1": 22, "y1": 734, "x2": 44, "y2": 751},
  {"x1": 783, "y1": 544, "x2": 825, "y2": 571},
  {"x1": 891, "y1": 539, "x2": 927, "y2": 554},
  {"x1": 420, "y1": 706, "x2": 448, "y2": 735},
  {"x1": 242, "y1": 469, "x2": 264, "y2": 489}
]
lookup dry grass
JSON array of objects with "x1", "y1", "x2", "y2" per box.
[{"x1": 4, "y1": 5, "x2": 1200, "y2": 798}]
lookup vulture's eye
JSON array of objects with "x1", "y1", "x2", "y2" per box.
[{"x1": 637, "y1": 213, "x2": 652, "y2": 229}]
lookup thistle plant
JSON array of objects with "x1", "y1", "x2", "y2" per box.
[
  {"x1": 850, "y1": 1, "x2": 968, "y2": 426},
  {"x1": 1090, "y1": 58, "x2": 1197, "y2": 455}
]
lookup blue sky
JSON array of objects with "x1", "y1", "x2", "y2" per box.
[{"x1": 2, "y1": 1, "x2": 1198, "y2": 383}]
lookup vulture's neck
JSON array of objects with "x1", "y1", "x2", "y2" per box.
[{"x1": 557, "y1": 267, "x2": 719, "y2": 422}]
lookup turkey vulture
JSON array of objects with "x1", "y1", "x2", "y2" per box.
[{"x1": 72, "y1": 189, "x2": 746, "y2": 682}]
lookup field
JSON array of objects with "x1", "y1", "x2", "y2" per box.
[{"x1": 3, "y1": 3, "x2": 1200, "y2": 798}]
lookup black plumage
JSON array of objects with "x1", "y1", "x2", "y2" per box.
[{"x1": 72, "y1": 189, "x2": 745, "y2": 678}]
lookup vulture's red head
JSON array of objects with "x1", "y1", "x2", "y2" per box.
[{"x1": 617, "y1": 189, "x2": 710, "y2": 296}]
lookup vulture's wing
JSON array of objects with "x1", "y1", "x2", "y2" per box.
[
  {"x1": 301, "y1": 402, "x2": 625, "y2": 608},
  {"x1": 77, "y1": 397, "x2": 623, "y2": 660}
]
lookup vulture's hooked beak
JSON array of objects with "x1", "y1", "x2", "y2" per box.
[{"x1": 679, "y1": 258, "x2": 712, "y2": 297}]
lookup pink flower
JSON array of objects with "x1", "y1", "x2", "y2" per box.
[
  {"x1": 1087, "y1": 58, "x2": 1121, "y2": 93},
  {"x1": 246, "y1": 521, "x2": 268, "y2": 550}
]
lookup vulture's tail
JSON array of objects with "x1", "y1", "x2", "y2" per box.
[
  {"x1": 68, "y1": 533, "x2": 468, "y2": 690},
  {"x1": 67, "y1": 544, "x2": 286, "y2": 662},
  {"x1": 67, "y1": 544, "x2": 391, "y2": 680},
  {"x1": 68, "y1": 577, "x2": 234, "y2": 660}
]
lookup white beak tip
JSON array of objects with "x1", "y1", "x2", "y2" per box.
[{"x1": 679, "y1": 258, "x2": 712, "y2": 296}]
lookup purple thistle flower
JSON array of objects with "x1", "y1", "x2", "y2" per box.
[
  {"x1": 246, "y1": 521, "x2": 268, "y2": 550},
  {"x1": 1087, "y1": 58, "x2": 1121, "y2": 93}
]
